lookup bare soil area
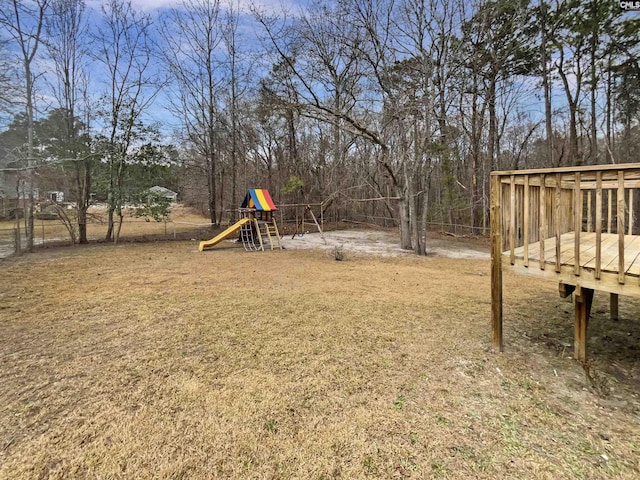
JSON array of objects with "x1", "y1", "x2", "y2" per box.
[
  {"x1": 280, "y1": 229, "x2": 489, "y2": 260},
  {"x1": 0, "y1": 240, "x2": 638, "y2": 479}
]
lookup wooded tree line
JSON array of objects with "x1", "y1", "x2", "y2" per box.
[{"x1": 0, "y1": 0, "x2": 639, "y2": 253}]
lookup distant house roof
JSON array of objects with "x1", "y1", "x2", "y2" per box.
[{"x1": 149, "y1": 186, "x2": 177, "y2": 197}]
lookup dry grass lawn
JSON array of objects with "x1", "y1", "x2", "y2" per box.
[{"x1": 0, "y1": 241, "x2": 639, "y2": 479}]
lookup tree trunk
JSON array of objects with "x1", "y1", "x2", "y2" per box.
[
  {"x1": 25, "y1": 64, "x2": 34, "y2": 253},
  {"x1": 106, "y1": 207, "x2": 114, "y2": 241},
  {"x1": 231, "y1": 64, "x2": 237, "y2": 214},
  {"x1": 208, "y1": 149, "x2": 217, "y2": 225},
  {"x1": 605, "y1": 55, "x2": 613, "y2": 163},
  {"x1": 589, "y1": 20, "x2": 598, "y2": 165},
  {"x1": 287, "y1": 111, "x2": 298, "y2": 174},
  {"x1": 540, "y1": 0, "x2": 554, "y2": 166},
  {"x1": 76, "y1": 159, "x2": 91, "y2": 244},
  {"x1": 471, "y1": 92, "x2": 482, "y2": 230},
  {"x1": 105, "y1": 179, "x2": 114, "y2": 242},
  {"x1": 15, "y1": 212, "x2": 22, "y2": 256},
  {"x1": 409, "y1": 174, "x2": 421, "y2": 254},
  {"x1": 558, "y1": 48, "x2": 582, "y2": 165},
  {"x1": 398, "y1": 191, "x2": 412, "y2": 250},
  {"x1": 114, "y1": 213, "x2": 123, "y2": 244}
]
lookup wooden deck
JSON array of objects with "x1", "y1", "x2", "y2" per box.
[
  {"x1": 506, "y1": 232, "x2": 640, "y2": 281},
  {"x1": 491, "y1": 163, "x2": 640, "y2": 361}
]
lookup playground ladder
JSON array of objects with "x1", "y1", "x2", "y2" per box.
[
  {"x1": 253, "y1": 218, "x2": 264, "y2": 251},
  {"x1": 240, "y1": 222, "x2": 261, "y2": 251},
  {"x1": 264, "y1": 219, "x2": 282, "y2": 250}
]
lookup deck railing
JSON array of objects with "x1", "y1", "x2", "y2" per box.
[
  {"x1": 492, "y1": 163, "x2": 640, "y2": 283},
  {"x1": 490, "y1": 163, "x2": 640, "y2": 358}
]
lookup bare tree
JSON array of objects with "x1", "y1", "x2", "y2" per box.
[
  {"x1": 161, "y1": 0, "x2": 223, "y2": 225},
  {"x1": 0, "y1": 38, "x2": 21, "y2": 123},
  {"x1": 93, "y1": 0, "x2": 159, "y2": 242},
  {"x1": 221, "y1": 0, "x2": 246, "y2": 214},
  {"x1": 295, "y1": 0, "x2": 362, "y2": 202},
  {"x1": 0, "y1": 0, "x2": 50, "y2": 252},
  {"x1": 255, "y1": 0, "x2": 421, "y2": 249},
  {"x1": 45, "y1": 0, "x2": 92, "y2": 243}
]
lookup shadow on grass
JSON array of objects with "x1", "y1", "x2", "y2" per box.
[{"x1": 505, "y1": 290, "x2": 640, "y2": 395}]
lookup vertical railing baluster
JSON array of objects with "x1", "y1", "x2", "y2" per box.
[
  {"x1": 574, "y1": 172, "x2": 581, "y2": 275},
  {"x1": 523, "y1": 175, "x2": 529, "y2": 267},
  {"x1": 595, "y1": 171, "x2": 602, "y2": 280},
  {"x1": 618, "y1": 171, "x2": 626, "y2": 284},
  {"x1": 555, "y1": 173, "x2": 561, "y2": 273},
  {"x1": 539, "y1": 174, "x2": 546, "y2": 270},
  {"x1": 629, "y1": 189, "x2": 634, "y2": 235},
  {"x1": 608, "y1": 190, "x2": 613, "y2": 233},
  {"x1": 510, "y1": 175, "x2": 516, "y2": 265},
  {"x1": 587, "y1": 191, "x2": 592, "y2": 232}
]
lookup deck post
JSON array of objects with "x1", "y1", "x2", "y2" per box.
[
  {"x1": 574, "y1": 287, "x2": 594, "y2": 362},
  {"x1": 491, "y1": 174, "x2": 503, "y2": 352},
  {"x1": 610, "y1": 293, "x2": 619, "y2": 321}
]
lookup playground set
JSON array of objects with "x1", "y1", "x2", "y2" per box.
[{"x1": 199, "y1": 189, "x2": 283, "y2": 252}]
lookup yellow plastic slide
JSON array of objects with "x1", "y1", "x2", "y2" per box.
[{"x1": 199, "y1": 218, "x2": 251, "y2": 252}]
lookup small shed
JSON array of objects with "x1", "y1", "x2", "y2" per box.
[
  {"x1": 149, "y1": 186, "x2": 178, "y2": 203},
  {"x1": 45, "y1": 190, "x2": 65, "y2": 202}
]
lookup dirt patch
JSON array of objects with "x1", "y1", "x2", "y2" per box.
[
  {"x1": 280, "y1": 229, "x2": 490, "y2": 260},
  {"x1": 0, "y1": 243, "x2": 638, "y2": 479}
]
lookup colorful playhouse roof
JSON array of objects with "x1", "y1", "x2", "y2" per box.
[{"x1": 241, "y1": 189, "x2": 277, "y2": 212}]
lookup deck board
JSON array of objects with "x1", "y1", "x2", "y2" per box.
[{"x1": 507, "y1": 232, "x2": 640, "y2": 279}]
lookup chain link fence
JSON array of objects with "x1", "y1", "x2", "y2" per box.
[{"x1": 0, "y1": 218, "x2": 215, "y2": 259}]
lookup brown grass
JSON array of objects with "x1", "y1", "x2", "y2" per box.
[{"x1": 0, "y1": 242, "x2": 639, "y2": 479}]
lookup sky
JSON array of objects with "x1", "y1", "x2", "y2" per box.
[
  {"x1": 77, "y1": 0, "x2": 308, "y2": 141},
  {"x1": 4, "y1": 1, "x2": 636, "y2": 141},
  {"x1": 0, "y1": 0, "x2": 309, "y2": 132},
  {"x1": 86, "y1": 0, "x2": 306, "y2": 15}
]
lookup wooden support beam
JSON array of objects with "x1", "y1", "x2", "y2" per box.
[
  {"x1": 559, "y1": 282, "x2": 576, "y2": 298},
  {"x1": 499, "y1": 175, "x2": 640, "y2": 190},
  {"x1": 574, "y1": 287, "x2": 594, "y2": 362},
  {"x1": 307, "y1": 206, "x2": 327, "y2": 245},
  {"x1": 610, "y1": 293, "x2": 619, "y2": 321},
  {"x1": 491, "y1": 175, "x2": 503, "y2": 352},
  {"x1": 493, "y1": 162, "x2": 640, "y2": 176},
  {"x1": 253, "y1": 218, "x2": 264, "y2": 251}
]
